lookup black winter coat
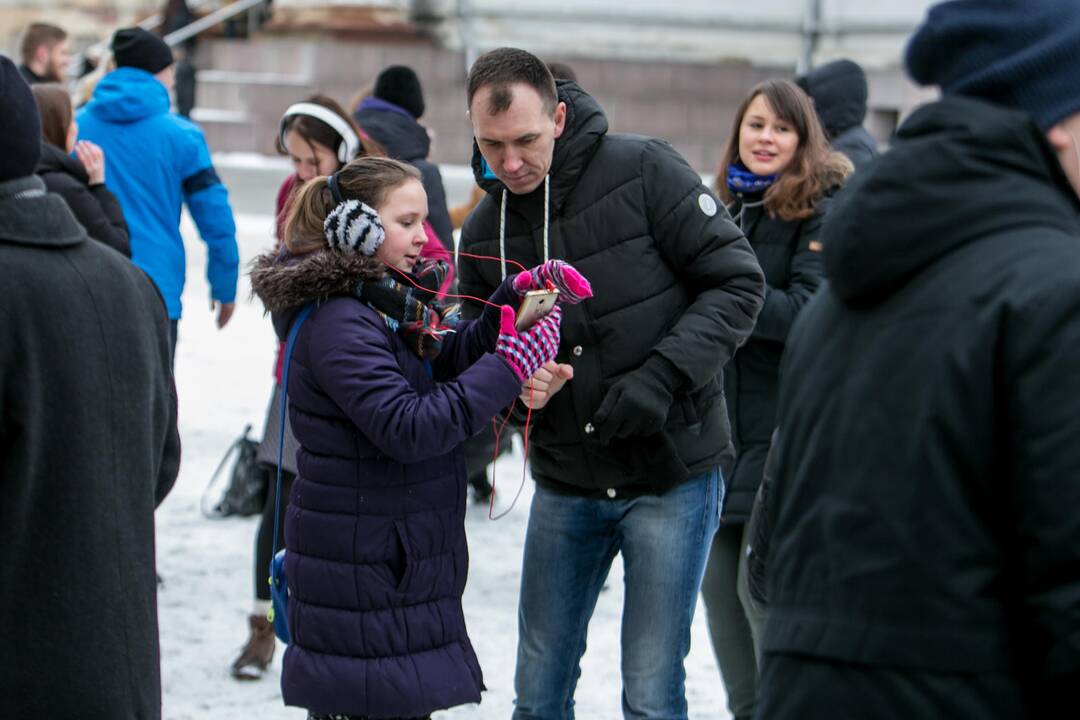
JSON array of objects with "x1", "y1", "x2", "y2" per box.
[
  {"x1": 459, "y1": 81, "x2": 764, "y2": 495},
  {"x1": 354, "y1": 101, "x2": 454, "y2": 246},
  {"x1": 721, "y1": 195, "x2": 826, "y2": 522},
  {"x1": 0, "y1": 175, "x2": 180, "y2": 717},
  {"x1": 36, "y1": 141, "x2": 131, "y2": 256},
  {"x1": 763, "y1": 97, "x2": 1080, "y2": 717}
]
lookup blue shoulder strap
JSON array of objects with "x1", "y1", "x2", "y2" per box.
[{"x1": 271, "y1": 303, "x2": 314, "y2": 563}]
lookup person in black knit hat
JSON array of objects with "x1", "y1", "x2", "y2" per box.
[
  {"x1": 112, "y1": 26, "x2": 176, "y2": 75},
  {"x1": 354, "y1": 64, "x2": 455, "y2": 264},
  {"x1": 77, "y1": 26, "x2": 239, "y2": 362},
  {"x1": 756, "y1": 1, "x2": 1080, "y2": 718},
  {"x1": 795, "y1": 58, "x2": 878, "y2": 173},
  {"x1": 373, "y1": 64, "x2": 425, "y2": 119},
  {"x1": 0, "y1": 54, "x2": 180, "y2": 718}
]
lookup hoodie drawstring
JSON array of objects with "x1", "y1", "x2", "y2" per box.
[
  {"x1": 499, "y1": 174, "x2": 550, "y2": 280},
  {"x1": 728, "y1": 197, "x2": 766, "y2": 234}
]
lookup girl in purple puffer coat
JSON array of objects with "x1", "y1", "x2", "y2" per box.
[{"x1": 250, "y1": 156, "x2": 589, "y2": 720}]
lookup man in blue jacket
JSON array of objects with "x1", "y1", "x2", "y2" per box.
[{"x1": 79, "y1": 27, "x2": 238, "y2": 358}]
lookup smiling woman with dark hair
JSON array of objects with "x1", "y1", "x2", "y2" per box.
[
  {"x1": 31, "y1": 83, "x2": 129, "y2": 256},
  {"x1": 700, "y1": 78, "x2": 850, "y2": 720}
]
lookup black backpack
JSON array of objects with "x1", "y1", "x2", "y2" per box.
[{"x1": 201, "y1": 424, "x2": 269, "y2": 518}]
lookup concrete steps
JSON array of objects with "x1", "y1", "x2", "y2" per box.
[{"x1": 192, "y1": 65, "x2": 313, "y2": 153}]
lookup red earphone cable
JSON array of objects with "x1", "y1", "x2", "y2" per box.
[{"x1": 383, "y1": 252, "x2": 539, "y2": 520}]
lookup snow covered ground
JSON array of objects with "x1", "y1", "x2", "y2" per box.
[{"x1": 158, "y1": 212, "x2": 730, "y2": 719}]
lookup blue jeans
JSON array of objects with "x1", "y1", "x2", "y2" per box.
[{"x1": 513, "y1": 469, "x2": 722, "y2": 720}]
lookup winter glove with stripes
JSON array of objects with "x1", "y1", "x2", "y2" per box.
[
  {"x1": 513, "y1": 259, "x2": 593, "y2": 304},
  {"x1": 495, "y1": 304, "x2": 562, "y2": 382}
]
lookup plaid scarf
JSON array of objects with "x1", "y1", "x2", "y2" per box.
[{"x1": 356, "y1": 259, "x2": 460, "y2": 361}]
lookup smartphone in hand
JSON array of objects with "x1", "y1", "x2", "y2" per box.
[{"x1": 515, "y1": 289, "x2": 559, "y2": 331}]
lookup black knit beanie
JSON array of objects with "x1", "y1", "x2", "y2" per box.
[
  {"x1": 374, "y1": 65, "x2": 425, "y2": 119},
  {"x1": 906, "y1": 0, "x2": 1080, "y2": 130},
  {"x1": 112, "y1": 27, "x2": 174, "y2": 75},
  {"x1": 0, "y1": 55, "x2": 42, "y2": 183}
]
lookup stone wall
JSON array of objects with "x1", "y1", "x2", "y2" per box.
[{"x1": 196, "y1": 33, "x2": 930, "y2": 173}]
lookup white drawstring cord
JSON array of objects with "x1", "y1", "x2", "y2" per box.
[
  {"x1": 500, "y1": 174, "x2": 551, "y2": 280},
  {"x1": 543, "y1": 173, "x2": 550, "y2": 264},
  {"x1": 498, "y1": 188, "x2": 508, "y2": 280}
]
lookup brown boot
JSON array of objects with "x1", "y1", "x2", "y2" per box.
[{"x1": 231, "y1": 613, "x2": 275, "y2": 680}]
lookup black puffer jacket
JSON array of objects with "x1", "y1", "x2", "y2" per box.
[
  {"x1": 354, "y1": 99, "x2": 454, "y2": 246},
  {"x1": 797, "y1": 59, "x2": 878, "y2": 173},
  {"x1": 36, "y1": 141, "x2": 130, "y2": 256},
  {"x1": 721, "y1": 194, "x2": 827, "y2": 523},
  {"x1": 459, "y1": 81, "x2": 765, "y2": 495},
  {"x1": 764, "y1": 97, "x2": 1080, "y2": 714}
]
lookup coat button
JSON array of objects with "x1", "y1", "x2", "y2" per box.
[
  {"x1": 584, "y1": 422, "x2": 595, "y2": 434},
  {"x1": 606, "y1": 488, "x2": 617, "y2": 498},
  {"x1": 572, "y1": 345, "x2": 583, "y2": 357}
]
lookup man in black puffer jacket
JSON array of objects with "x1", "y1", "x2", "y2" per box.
[
  {"x1": 796, "y1": 58, "x2": 878, "y2": 172},
  {"x1": 760, "y1": 2, "x2": 1080, "y2": 718},
  {"x1": 458, "y1": 47, "x2": 764, "y2": 718}
]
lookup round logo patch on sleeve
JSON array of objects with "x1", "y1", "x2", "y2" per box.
[{"x1": 698, "y1": 192, "x2": 718, "y2": 217}]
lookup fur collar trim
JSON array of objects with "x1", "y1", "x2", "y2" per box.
[{"x1": 249, "y1": 249, "x2": 386, "y2": 314}]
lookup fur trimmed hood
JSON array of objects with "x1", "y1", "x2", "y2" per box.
[{"x1": 249, "y1": 249, "x2": 386, "y2": 315}]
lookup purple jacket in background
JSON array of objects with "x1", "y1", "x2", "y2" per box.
[{"x1": 250, "y1": 250, "x2": 522, "y2": 716}]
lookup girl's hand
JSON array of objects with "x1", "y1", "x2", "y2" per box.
[
  {"x1": 75, "y1": 141, "x2": 106, "y2": 186},
  {"x1": 495, "y1": 304, "x2": 562, "y2": 382}
]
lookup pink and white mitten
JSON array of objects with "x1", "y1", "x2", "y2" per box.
[
  {"x1": 495, "y1": 304, "x2": 563, "y2": 381},
  {"x1": 513, "y1": 259, "x2": 593, "y2": 305}
]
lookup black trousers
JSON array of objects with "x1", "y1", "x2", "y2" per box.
[
  {"x1": 168, "y1": 319, "x2": 178, "y2": 368},
  {"x1": 254, "y1": 469, "x2": 294, "y2": 600}
]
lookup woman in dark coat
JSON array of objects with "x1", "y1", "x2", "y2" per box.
[
  {"x1": 699, "y1": 79, "x2": 850, "y2": 720},
  {"x1": 31, "y1": 83, "x2": 129, "y2": 256},
  {"x1": 250, "y1": 156, "x2": 586, "y2": 719}
]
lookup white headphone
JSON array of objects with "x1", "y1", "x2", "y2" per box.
[{"x1": 279, "y1": 102, "x2": 361, "y2": 164}]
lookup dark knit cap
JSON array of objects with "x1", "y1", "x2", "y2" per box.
[
  {"x1": 906, "y1": 0, "x2": 1080, "y2": 130},
  {"x1": 373, "y1": 65, "x2": 425, "y2": 119},
  {"x1": 112, "y1": 27, "x2": 174, "y2": 75},
  {"x1": 0, "y1": 55, "x2": 42, "y2": 182}
]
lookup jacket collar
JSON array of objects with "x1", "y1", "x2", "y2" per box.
[
  {"x1": 36, "y1": 142, "x2": 89, "y2": 183},
  {"x1": 249, "y1": 247, "x2": 386, "y2": 316},
  {"x1": 0, "y1": 175, "x2": 86, "y2": 248},
  {"x1": 357, "y1": 96, "x2": 415, "y2": 121}
]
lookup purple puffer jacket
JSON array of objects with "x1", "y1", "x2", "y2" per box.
[{"x1": 250, "y1": 250, "x2": 523, "y2": 717}]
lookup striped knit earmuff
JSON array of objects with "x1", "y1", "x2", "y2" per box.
[{"x1": 322, "y1": 172, "x2": 385, "y2": 256}]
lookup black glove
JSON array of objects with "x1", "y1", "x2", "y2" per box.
[{"x1": 593, "y1": 354, "x2": 680, "y2": 443}]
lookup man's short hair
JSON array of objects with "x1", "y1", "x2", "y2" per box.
[
  {"x1": 20, "y1": 23, "x2": 67, "y2": 65},
  {"x1": 467, "y1": 47, "x2": 557, "y2": 116}
]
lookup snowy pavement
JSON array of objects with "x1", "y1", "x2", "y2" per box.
[{"x1": 158, "y1": 213, "x2": 729, "y2": 719}]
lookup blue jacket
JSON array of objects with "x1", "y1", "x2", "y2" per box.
[{"x1": 78, "y1": 67, "x2": 237, "y2": 319}]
